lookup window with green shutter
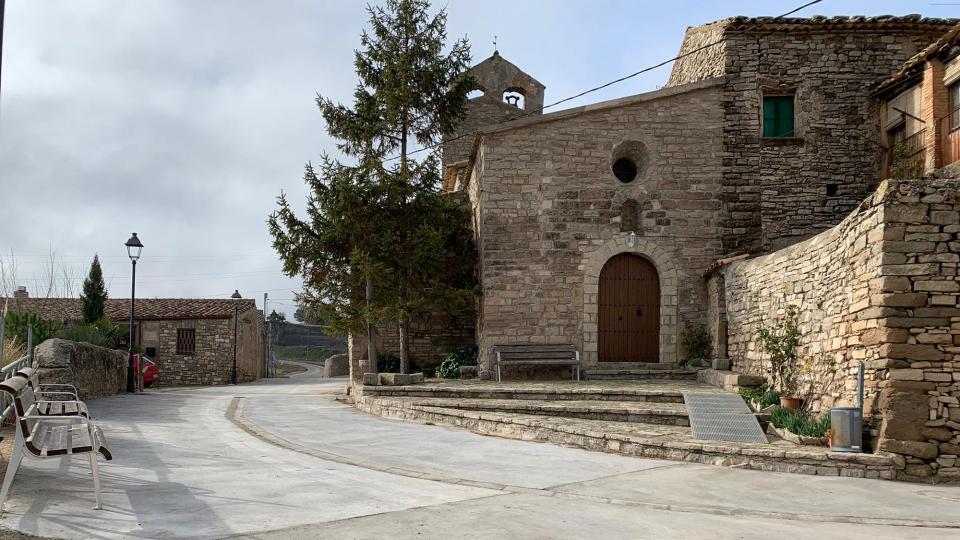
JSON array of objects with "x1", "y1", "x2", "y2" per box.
[{"x1": 763, "y1": 95, "x2": 795, "y2": 138}]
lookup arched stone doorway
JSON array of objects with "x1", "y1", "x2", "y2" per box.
[{"x1": 598, "y1": 253, "x2": 661, "y2": 362}]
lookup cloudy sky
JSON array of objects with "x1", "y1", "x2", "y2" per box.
[{"x1": 0, "y1": 0, "x2": 955, "y2": 317}]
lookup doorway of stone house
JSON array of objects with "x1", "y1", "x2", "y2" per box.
[{"x1": 597, "y1": 253, "x2": 660, "y2": 362}]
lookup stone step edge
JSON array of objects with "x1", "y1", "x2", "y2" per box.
[
  {"x1": 359, "y1": 397, "x2": 905, "y2": 480},
  {"x1": 584, "y1": 369, "x2": 698, "y2": 375},
  {"x1": 362, "y1": 385, "x2": 695, "y2": 399},
  {"x1": 398, "y1": 398, "x2": 690, "y2": 417}
]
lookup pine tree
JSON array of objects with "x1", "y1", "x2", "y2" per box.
[
  {"x1": 80, "y1": 254, "x2": 108, "y2": 324},
  {"x1": 269, "y1": 0, "x2": 476, "y2": 375}
]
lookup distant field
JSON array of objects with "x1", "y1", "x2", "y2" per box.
[{"x1": 273, "y1": 345, "x2": 343, "y2": 364}]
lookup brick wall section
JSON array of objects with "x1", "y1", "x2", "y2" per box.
[
  {"x1": 923, "y1": 58, "x2": 949, "y2": 171},
  {"x1": 667, "y1": 18, "x2": 955, "y2": 253},
  {"x1": 470, "y1": 79, "x2": 725, "y2": 375},
  {"x1": 721, "y1": 178, "x2": 960, "y2": 482}
]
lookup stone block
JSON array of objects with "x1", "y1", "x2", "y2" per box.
[
  {"x1": 323, "y1": 353, "x2": 350, "y2": 378},
  {"x1": 870, "y1": 293, "x2": 927, "y2": 308},
  {"x1": 880, "y1": 344, "x2": 943, "y2": 362},
  {"x1": 878, "y1": 439, "x2": 939, "y2": 459},
  {"x1": 379, "y1": 373, "x2": 413, "y2": 386},
  {"x1": 362, "y1": 372, "x2": 380, "y2": 386},
  {"x1": 862, "y1": 327, "x2": 909, "y2": 345},
  {"x1": 940, "y1": 442, "x2": 960, "y2": 455}
]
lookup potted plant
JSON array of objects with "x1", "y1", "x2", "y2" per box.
[{"x1": 756, "y1": 305, "x2": 802, "y2": 410}]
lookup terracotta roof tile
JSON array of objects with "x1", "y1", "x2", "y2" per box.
[{"x1": 1, "y1": 297, "x2": 257, "y2": 322}]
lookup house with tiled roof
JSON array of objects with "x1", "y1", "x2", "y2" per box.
[{"x1": 3, "y1": 286, "x2": 265, "y2": 385}]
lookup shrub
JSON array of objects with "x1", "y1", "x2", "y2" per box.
[
  {"x1": 756, "y1": 305, "x2": 802, "y2": 396},
  {"x1": 58, "y1": 317, "x2": 127, "y2": 349},
  {"x1": 2, "y1": 339, "x2": 26, "y2": 366},
  {"x1": 738, "y1": 383, "x2": 781, "y2": 409},
  {"x1": 680, "y1": 322, "x2": 712, "y2": 361},
  {"x1": 377, "y1": 354, "x2": 400, "y2": 373},
  {"x1": 435, "y1": 345, "x2": 478, "y2": 379},
  {"x1": 770, "y1": 407, "x2": 831, "y2": 438},
  {"x1": 4, "y1": 311, "x2": 61, "y2": 346}
]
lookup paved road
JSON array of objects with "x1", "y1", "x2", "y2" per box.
[{"x1": 1, "y1": 363, "x2": 959, "y2": 539}]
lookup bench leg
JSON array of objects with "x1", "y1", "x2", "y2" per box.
[
  {"x1": 88, "y1": 453, "x2": 102, "y2": 510},
  {"x1": 0, "y1": 438, "x2": 23, "y2": 514}
]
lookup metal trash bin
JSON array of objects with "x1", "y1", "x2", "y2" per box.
[{"x1": 830, "y1": 407, "x2": 863, "y2": 453}]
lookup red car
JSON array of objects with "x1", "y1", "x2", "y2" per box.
[{"x1": 133, "y1": 354, "x2": 159, "y2": 388}]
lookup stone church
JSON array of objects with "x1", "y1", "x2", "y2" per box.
[{"x1": 437, "y1": 15, "x2": 958, "y2": 378}]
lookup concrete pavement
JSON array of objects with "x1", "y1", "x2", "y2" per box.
[{"x1": 1, "y1": 362, "x2": 958, "y2": 539}]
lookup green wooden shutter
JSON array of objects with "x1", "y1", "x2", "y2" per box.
[{"x1": 763, "y1": 96, "x2": 795, "y2": 138}]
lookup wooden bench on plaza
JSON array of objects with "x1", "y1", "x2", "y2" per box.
[
  {"x1": 493, "y1": 344, "x2": 581, "y2": 382},
  {"x1": 0, "y1": 376, "x2": 112, "y2": 512},
  {"x1": 16, "y1": 367, "x2": 90, "y2": 418}
]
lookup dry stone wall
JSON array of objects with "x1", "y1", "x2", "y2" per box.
[
  {"x1": 33, "y1": 338, "x2": 126, "y2": 400},
  {"x1": 722, "y1": 178, "x2": 960, "y2": 482}
]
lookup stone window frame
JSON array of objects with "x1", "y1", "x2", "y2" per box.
[
  {"x1": 581, "y1": 235, "x2": 678, "y2": 367},
  {"x1": 759, "y1": 83, "x2": 803, "y2": 144},
  {"x1": 608, "y1": 137, "x2": 656, "y2": 187}
]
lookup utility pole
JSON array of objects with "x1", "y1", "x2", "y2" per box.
[
  {"x1": 1, "y1": 0, "x2": 7, "y2": 100},
  {"x1": 263, "y1": 292, "x2": 269, "y2": 377}
]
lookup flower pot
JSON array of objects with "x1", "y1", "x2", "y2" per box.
[{"x1": 780, "y1": 396, "x2": 802, "y2": 410}]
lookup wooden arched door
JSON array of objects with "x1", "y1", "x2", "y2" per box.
[{"x1": 598, "y1": 253, "x2": 660, "y2": 363}]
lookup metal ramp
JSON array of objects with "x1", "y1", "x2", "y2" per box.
[{"x1": 683, "y1": 392, "x2": 768, "y2": 444}]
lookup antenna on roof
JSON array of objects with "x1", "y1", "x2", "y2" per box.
[{"x1": 493, "y1": 34, "x2": 498, "y2": 55}]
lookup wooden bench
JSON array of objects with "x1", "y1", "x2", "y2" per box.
[
  {"x1": 0, "y1": 376, "x2": 112, "y2": 512},
  {"x1": 16, "y1": 367, "x2": 89, "y2": 418},
  {"x1": 494, "y1": 344, "x2": 581, "y2": 382}
]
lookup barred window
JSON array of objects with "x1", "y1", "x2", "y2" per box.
[{"x1": 176, "y1": 328, "x2": 196, "y2": 355}]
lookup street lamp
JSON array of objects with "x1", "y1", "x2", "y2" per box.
[
  {"x1": 231, "y1": 289, "x2": 241, "y2": 385},
  {"x1": 125, "y1": 233, "x2": 143, "y2": 393}
]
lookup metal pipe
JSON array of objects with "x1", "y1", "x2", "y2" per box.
[{"x1": 857, "y1": 361, "x2": 865, "y2": 409}]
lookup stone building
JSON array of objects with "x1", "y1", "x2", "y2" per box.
[
  {"x1": 438, "y1": 16, "x2": 956, "y2": 379},
  {"x1": 3, "y1": 287, "x2": 265, "y2": 385}
]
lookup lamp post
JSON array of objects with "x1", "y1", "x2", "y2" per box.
[
  {"x1": 125, "y1": 233, "x2": 143, "y2": 393},
  {"x1": 231, "y1": 289, "x2": 241, "y2": 385}
]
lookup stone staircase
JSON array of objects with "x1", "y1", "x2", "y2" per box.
[
  {"x1": 581, "y1": 362, "x2": 699, "y2": 381},
  {"x1": 358, "y1": 379, "x2": 904, "y2": 481}
]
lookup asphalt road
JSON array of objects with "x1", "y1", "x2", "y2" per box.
[{"x1": 1, "y1": 362, "x2": 959, "y2": 539}]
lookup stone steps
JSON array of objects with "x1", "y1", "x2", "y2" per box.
[
  {"x1": 402, "y1": 398, "x2": 691, "y2": 426},
  {"x1": 363, "y1": 384, "x2": 708, "y2": 403},
  {"x1": 359, "y1": 396, "x2": 904, "y2": 481},
  {"x1": 583, "y1": 369, "x2": 699, "y2": 381}
]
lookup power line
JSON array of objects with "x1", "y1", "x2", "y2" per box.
[{"x1": 385, "y1": 0, "x2": 824, "y2": 162}]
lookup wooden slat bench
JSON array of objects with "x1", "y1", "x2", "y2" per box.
[
  {"x1": 494, "y1": 344, "x2": 581, "y2": 382},
  {"x1": 0, "y1": 376, "x2": 112, "y2": 512},
  {"x1": 16, "y1": 367, "x2": 89, "y2": 418}
]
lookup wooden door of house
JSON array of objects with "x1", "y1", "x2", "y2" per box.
[{"x1": 598, "y1": 253, "x2": 660, "y2": 362}]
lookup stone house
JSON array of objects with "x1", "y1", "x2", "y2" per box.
[
  {"x1": 873, "y1": 25, "x2": 960, "y2": 178},
  {"x1": 4, "y1": 286, "x2": 265, "y2": 385},
  {"x1": 437, "y1": 16, "x2": 956, "y2": 379}
]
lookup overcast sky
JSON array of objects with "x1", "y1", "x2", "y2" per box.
[{"x1": 1, "y1": 0, "x2": 955, "y2": 317}]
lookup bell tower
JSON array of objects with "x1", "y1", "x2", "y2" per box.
[{"x1": 442, "y1": 51, "x2": 545, "y2": 190}]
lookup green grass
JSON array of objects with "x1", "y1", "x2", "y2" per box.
[{"x1": 273, "y1": 345, "x2": 343, "y2": 364}]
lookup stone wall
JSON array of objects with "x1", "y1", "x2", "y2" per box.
[
  {"x1": 665, "y1": 21, "x2": 726, "y2": 87},
  {"x1": 720, "y1": 178, "x2": 960, "y2": 481},
  {"x1": 376, "y1": 308, "x2": 476, "y2": 369},
  {"x1": 33, "y1": 338, "x2": 126, "y2": 400},
  {"x1": 667, "y1": 17, "x2": 955, "y2": 253},
  {"x1": 470, "y1": 79, "x2": 725, "y2": 375}
]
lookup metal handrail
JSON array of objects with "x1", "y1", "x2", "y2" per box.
[{"x1": 1, "y1": 353, "x2": 31, "y2": 423}]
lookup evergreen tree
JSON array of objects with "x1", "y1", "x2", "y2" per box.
[
  {"x1": 269, "y1": 0, "x2": 476, "y2": 374},
  {"x1": 80, "y1": 254, "x2": 108, "y2": 324}
]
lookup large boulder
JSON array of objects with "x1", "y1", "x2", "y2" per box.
[
  {"x1": 33, "y1": 338, "x2": 127, "y2": 400},
  {"x1": 323, "y1": 353, "x2": 350, "y2": 378}
]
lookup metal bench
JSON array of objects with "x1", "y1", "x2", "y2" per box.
[
  {"x1": 16, "y1": 367, "x2": 89, "y2": 418},
  {"x1": 0, "y1": 376, "x2": 112, "y2": 512},
  {"x1": 494, "y1": 344, "x2": 581, "y2": 382}
]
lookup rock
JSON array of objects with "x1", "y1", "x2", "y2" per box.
[
  {"x1": 362, "y1": 372, "x2": 380, "y2": 386},
  {"x1": 410, "y1": 373, "x2": 425, "y2": 384},
  {"x1": 878, "y1": 439, "x2": 939, "y2": 459},
  {"x1": 940, "y1": 442, "x2": 960, "y2": 455},
  {"x1": 459, "y1": 365, "x2": 478, "y2": 379},
  {"x1": 903, "y1": 463, "x2": 936, "y2": 478},
  {"x1": 921, "y1": 427, "x2": 955, "y2": 442},
  {"x1": 33, "y1": 338, "x2": 126, "y2": 399},
  {"x1": 323, "y1": 353, "x2": 350, "y2": 377},
  {"x1": 379, "y1": 373, "x2": 412, "y2": 386},
  {"x1": 878, "y1": 384, "x2": 934, "y2": 441}
]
